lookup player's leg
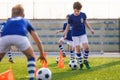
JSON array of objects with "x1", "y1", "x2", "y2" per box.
[
  {"x1": 14, "y1": 36, "x2": 35, "y2": 80},
  {"x1": 7, "y1": 50, "x2": 14, "y2": 63},
  {"x1": 72, "y1": 36, "x2": 83, "y2": 70},
  {"x1": 0, "y1": 37, "x2": 10, "y2": 62},
  {"x1": 81, "y1": 35, "x2": 90, "y2": 69},
  {"x1": 69, "y1": 45, "x2": 75, "y2": 60},
  {"x1": 22, "y1": 47, "x2": 35, "y2": 80},
  {"x1": 58, "y1": 37, "x2": 66, "y2": 57},
  {"x1": 68, "y1": 41, "x2": 75, "y2": 60}
]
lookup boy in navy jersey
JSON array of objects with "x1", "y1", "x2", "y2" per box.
[
  {"x1": 0, "y1": 4, "x2": 47, "y2": 80},
  {"x1": 0, "y1": 22, "x2": 14, "y2": 63},
  {"x1": 56, "y1": 14, "x2": 75, "y2": 60},
  {"x1": 65, "y1": 1, "x2": 94, "y2": 70}
]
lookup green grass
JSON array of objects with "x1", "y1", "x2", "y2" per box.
[{"x1": 0, "y1": 56, "x2": 120, "y2": 80}]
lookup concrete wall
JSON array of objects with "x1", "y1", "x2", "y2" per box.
[{"x1": 0, "y1": 19, "x2": 119, "y2": 52}]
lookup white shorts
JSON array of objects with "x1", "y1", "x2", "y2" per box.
[
  {"x1": 60, "y1": 37, "x2": 74, "y2": 46},
  {"x1": 0, "y1": 35, "x2": 31, "y2": 53},
  {"x1": 72, "y1": 34, "x2": 88, "y2": 46}
]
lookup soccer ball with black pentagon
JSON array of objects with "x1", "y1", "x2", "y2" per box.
[
  {"x1": 56, "y1": 56, "x2": 59, "y2": 63},
  {"x1": 36, "y1": 68, "x2": 52, "y2": 80},
  {"x1": 69, "y1": 60, "x2": 78, "y2": 70}
]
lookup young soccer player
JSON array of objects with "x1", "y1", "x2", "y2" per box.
[
  {"x1": 64, "y1": 1, "x2": 94, "y2": 70},
  {"x1": 0, "y1": 22, "x2": 14, "y2": 63},
  {"x1": 0, "y1": 4, "x2": 47, "y2": 80},
  {"x1": 56, "y1": 14, "x2": 75, "y2": 59}
]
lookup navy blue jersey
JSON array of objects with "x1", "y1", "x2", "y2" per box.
[
  {"x1": 63, "y1": 23, "x2": 72, "y2": 41},
  {"x1": 0, "y1": 22, "x2": 6, "y2": 37},
  {"x1": 1, "y1": 17, "x2": 35, "y2": 37},
  {"x1": 68, "y1": 12, "x2": 87, "y2": 36}
]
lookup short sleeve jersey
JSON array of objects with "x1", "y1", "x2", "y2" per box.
[
  {"x1": 1, "y1": 17, "x2": 35, "y2": 37},
  {"x1": 68, "y1": 12, "x2": 87, "y2": 36}
]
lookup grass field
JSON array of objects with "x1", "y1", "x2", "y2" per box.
[{"x1": 0, "y1": 56, "x2": 120, "y2": 80}]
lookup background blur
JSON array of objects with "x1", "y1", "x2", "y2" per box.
[
  {"x1": 0, "y1": 0, "x2": 120, "y2": 52},
  {"x1": 0, "y1": 0, "x2": 120, "y2": 19}
]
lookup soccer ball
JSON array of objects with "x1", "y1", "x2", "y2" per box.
[
  {"x1": 36, "y1": 68, "x2": 52, "y2": 80},
  {"x1": 56, "y1": 56, "x2": 59, "y2": 63},
  {"x1": 56, "y1": 56, "x2": 64, "y2": 63},
  {"x1": 69, "y1": 60, "x2": 78, "y2": 70}
]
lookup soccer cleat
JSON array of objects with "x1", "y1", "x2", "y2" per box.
[
  {"x1": 79, "y1": 64, "x2": 83, "y2": 70},
  {"x1": 84, "y1": 61, "x2": 90, "y2": 69},
  {"x1": 9, "y1": 59, "x2": 15, "y2": 63}
]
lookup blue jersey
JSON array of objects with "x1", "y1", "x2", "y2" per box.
[
  {"x1": 63, "y1": 23, "x2": 72, "y2": 41},
  {"x1": 68, "y1": 12, "x2": 87, "y2": 36},
  {"x1": 1, "y1": 17, "x2": 35, "y2": 37},
  {"x1": 0, "y1": 22, "x2": 6, "y2": 37}
]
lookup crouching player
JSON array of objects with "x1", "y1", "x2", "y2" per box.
[{"x1": 0, "y1": 4, "x2": 47, "y2": 80}]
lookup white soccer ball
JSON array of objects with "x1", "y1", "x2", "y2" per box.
[
  {"x1": 69, "y1": 60, "x2": 78, "y2": 70},
  {"x1": 56, "y1": 56, "x2": 59, "y2": 63},
  {"x1": 36, "y1": 68, "x2": 52, "y2": 80},
  {"x1": 56, "y1": 56, "x2": 64, "y2": 63}
]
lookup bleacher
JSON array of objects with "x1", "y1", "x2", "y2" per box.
[
  {"x1": 29, "y1": 19, "x2": 120, "y2": 52},
  {"x1": 0, "y1": 19, "x2": 119, "y2": 52}
]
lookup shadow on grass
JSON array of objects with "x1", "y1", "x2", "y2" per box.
[{"x1": 52, "y1": 60, "x2": 120, "y2": 80}]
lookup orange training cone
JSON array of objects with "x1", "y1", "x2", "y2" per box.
[
  {"x1": 41, "y1": 52, "x2": 48, "y2": 68},
  {"x1": 58, "y1": 51, "x2": 64, "y2": 68},
  {"x1": 0, "y1": 68, "x2": 14, "y2": 80}
]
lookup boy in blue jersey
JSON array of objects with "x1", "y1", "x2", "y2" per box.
[
  {"x1": 0, "y1": 22, "x2": 14, "y2": 63},
  {"x1": 0, "y1": 4, "x2": 47, "y2": 80},
  {"x1": 56, "y1": 14, "x2": 75, "y2": 60},
  {"x1": 64, "y1": 2, "x2": 94, "y2": 70}
]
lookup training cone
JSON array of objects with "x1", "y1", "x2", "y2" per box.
[
  {"x1": 58, "y1": 51, "x2": 64, "y2": 68},
  {"x1": 0, "y1": 68, "x2": 14, "y2": 80},
  {"x1": 41, "y1": 52, "x2": 48, "y2": 68}
]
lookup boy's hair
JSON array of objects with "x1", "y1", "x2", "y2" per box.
[
  {"x1": 12, "y1": 4, "x2": 24, "y2": 17},
  {"x1": 73, "y1": 1, "x2": 82, "y2": 10}
]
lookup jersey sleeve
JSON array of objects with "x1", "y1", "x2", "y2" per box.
[
  {"x1": 63, "y1": 23, "x2": 67, "y2": 30},
  {"x1": 68, "y1": 15, "x2": 72, "y2": 25},
  {"x1": 84, "y1": 13, "x2": 87, "y2": 20},
  {"x1": 26, "y1": 20, "x2": 35, "y2": 33}
]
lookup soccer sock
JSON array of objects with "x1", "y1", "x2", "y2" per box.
[
  {"x1": 7, "y1": 51, "x2": 13, "y2": 61},
  {"x1": 59, "y1": 45, "x2": 66, "y2": 55},
  {"x1": 76, "y1": 53, "x2": 82, "y2": 64},
  {"x1": 27, "y1": 57, "x2": 36, "y2": 80},
  {"x1": 70, "y1": 50, "x2": 75, "y2": 60},
  {"x1": 84, "y1": 50, "x2": 89, "y2": 62}
]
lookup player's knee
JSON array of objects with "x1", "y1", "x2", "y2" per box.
[
  {"x1": 84, "y1": 47, "x2": 89, "y2": 51},
  {"x1": 58, "y1": 41, "x2": 62, "y2": 45},
  {"x1": 76, "y1": 49, "x2": 81, "y2": 53}
]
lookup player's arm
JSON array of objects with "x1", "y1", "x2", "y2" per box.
[
  {"x1": 64, "y1": 24, "x2": 70, "y2": 39},
  {"x1": 30, "y1": 30, "x2": 47, "y2": 63},
  {"x1": 85, "y1": 20, "x2": 94, "y2": 34},
  {"x1": 27, "y1": 21, "x2": 47, "y2": 63},
  {"x1": 56, "y1": 30, "x2": 64, "y2": 34}
]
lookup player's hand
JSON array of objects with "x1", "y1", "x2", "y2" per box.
[
  {"x1": 37, "y1": 54, "x2": 47, "y2": 63},
  {"x1": 56, "y1": 30, "x2": 59, "y2": 34},
  {"x1": 90, "y1": 29, "x2": 94, "y2": 34}
]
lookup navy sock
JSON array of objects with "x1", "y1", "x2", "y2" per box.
[
  {"x1": 76, "y1": 53, "x2": 82, "y2": 64},
  {"x1": 84, "y1": 50, "x2": 89, "y2": 62},
  {"x1": 27, "y1": 57, "x2": 35, "y2": 80},
  {"x1": 59, "y1": 45, "x2": 66, "y2": 55}
]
